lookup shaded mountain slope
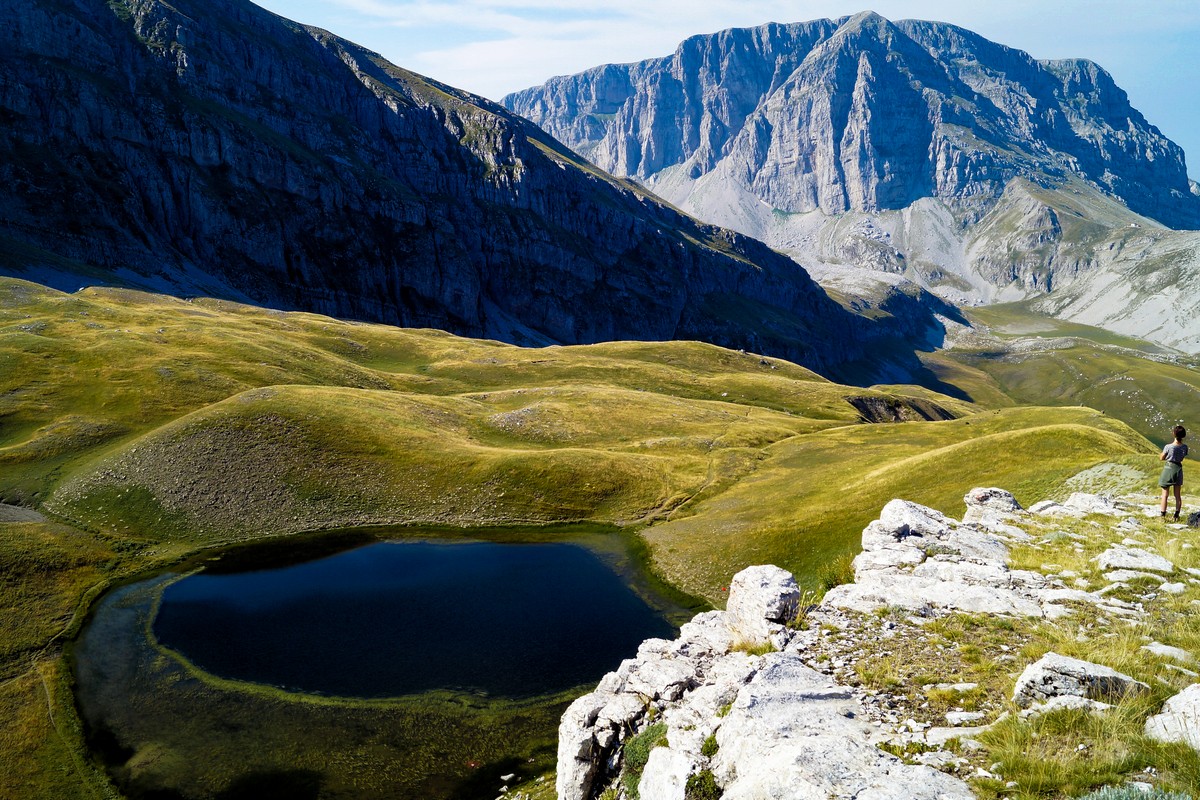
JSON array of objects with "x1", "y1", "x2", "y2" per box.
[{"x1": 0, "y1": 0, "x2": 878, "y2": 370}]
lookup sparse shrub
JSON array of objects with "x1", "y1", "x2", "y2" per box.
[
  {"x1": 716, "y1": 703, "x2": 732, "y2": 718},
  {"x1": 701, "y1": 733, "x2": 719, "y2": 758},
  {"x1": 1078, "y1": 788, "x2": 1194, "y2": 800},
  {"x1": 684, "y1": 769, "x2": 722, "y2": 800},
  {"x1": 598, "y1": 788, "x2": 619, "y2": 800},
  {"x1": 622, "y1": 722, "x2": 668, "y2": 799},
  {"x1": 787, "y1": 589, "x2": 821, "y2": 630},
  {"x1": 817, "y1": 552, "x2": 855, "y2": 591},
  {"x1": 878, "y1": 740, "x2": 934, "y2": 761},
  {"x1": 730, "y1": 639, "x2": 776, "y2": 656}
]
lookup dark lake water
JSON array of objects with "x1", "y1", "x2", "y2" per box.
[{"x1": 152, "y1": 539, "x2": 675, "y2": 698}]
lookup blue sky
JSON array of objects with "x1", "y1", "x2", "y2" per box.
[{"x1": 254, "y1": 0, "x2": 1200, "y2": 179}]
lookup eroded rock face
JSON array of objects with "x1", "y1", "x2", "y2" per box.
[
  {"x1": 712, "y1": 653, "x2": 973, "y2": 800},
  {"x1": 1012, "y1": 653, "x2": 1150, "y2": 708},
  {"x1": 556, "y1": 485, "x2": 1194, "y2": 798},
  {"x1": 555, "y1": 564, "x2": 975, "y2": 800},
  {"x1": 0, "y1": 0, "x2": 871, "y2": 371},
  {"x1": 1096, "y1": 546, "x2": 1175, "y2": 574},
  {"x1": 506, "y1": 14, "x2": 1200, "y2": 353},
  {"x1": 506, "y1": 14, "x2": 1196, "y2": 226}
]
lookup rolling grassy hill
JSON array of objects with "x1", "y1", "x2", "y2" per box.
[
  {"x1": 916, "y1": 303, "x2": 1200, "y2": 447},
  {"x1": 0, "y1": 276, "x2": 1169, "y2": 799}
]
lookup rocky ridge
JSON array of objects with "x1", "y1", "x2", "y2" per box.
[
  {"x1": 0, "y1": 0, "x2": 889, "y2": 372},
  {"x1": 506, "y1": 14, "x2": 1200, "y2": 353},
  {"x1": 547, "y1": 486, "x2": 1200, "y2": 799}
]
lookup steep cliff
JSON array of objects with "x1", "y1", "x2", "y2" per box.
[
  {"x1": 506, "y1": 12, "x2": 1200, "y2": 352},
  {"x1": 0, "y1": 0, "x2": 872, "y2": 370}
]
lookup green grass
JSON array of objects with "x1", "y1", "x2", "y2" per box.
[
  {"x1": 622, "y1": 722, "x2": 668, "y2": 799},
  {"x1": 644, "y1": 407, "x2": 1152, "y2": 600},
  {"x1": 923, "y1": 305, "x2": 1200, "y2": 446},
  {"x1": 0, "y1": 276, "x2": 1169, "y2": 799}
]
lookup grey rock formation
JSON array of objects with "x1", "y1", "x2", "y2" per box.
[
  {"x1": 1142, "y1": 643, "x2": 1194, "y2": 664},
  {"x1": 0, "y1": 0, "x2": 878, "y2": 372},
  {"x1": 725, "y1": 564, "x2": 799, "y2": 644},
  {"x1": 822, "y1": 492, "x2": 1138, "y2": 620},
  {"x1": 712, "y1": 653, "x2": 973, "y2": 800},
  {"x1": 1095, "y1": 546, "x2": 1174, "y2": 574},
  {"x1": 1011, "y1": 653, "x2": 1150, "y2": 708},
  {"x1": 555, "y1": 565, "x2": 975, "y2": 800},
  {"x1": 507, "y1": 13, "x2": 1195, "y2": 225},
  {"x1": 507, "y1": 13, "x2": 1200, "y2": 352},
  {"x1": 1145, "y1": 684, "x2": 1200, "y2": 750}
]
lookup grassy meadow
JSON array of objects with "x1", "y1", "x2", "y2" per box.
[
  {"x1": 922, "y1": 302, "x2": 1200, "y2": 446},
  {"x1": 0, "y1": 276, "x2": 1178, "y2": 798}
]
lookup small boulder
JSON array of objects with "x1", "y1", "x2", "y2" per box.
[
  {"x1": 1142, "y1": 643, "x2": 1195, "y2": 664},
  {"x1": 1029, "y1": 500, "x2": 1072, "y2": 516},
  {"x1": 638, "y1": 746, "x2": 693, "y2": 800},
  {"x1": 1146, "y1": 684, "x2": 1200, "y2": 750},
  {"x1": 1062, "y1": 493, "x2": 1128, "y2": 516},
  {"x1": 879, "y1": 499, "x2": 955, "y2": 538},
  {"x1": 945, "y1": 711, "x2": 986, "y2": 726},
  {"x1": 1095, "y1": 546, "x2": 1174, "y2": 574},
  {"x1": 964, "y1": 487, "x2": 1023, "y2": 513},
  {"x1": 1188, "y1": 511, "x2": 1200, "y2": 528},
  {"x1": 726, "y1": 565, "x2": 799, "y2": 644},
  {"x1": 1012, "y1": 653, "x2": 1149, "y2": 708}
]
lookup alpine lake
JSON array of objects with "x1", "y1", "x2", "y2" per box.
[{"x1": 71, "y1": 526, "x2": 695, "y2": 800}]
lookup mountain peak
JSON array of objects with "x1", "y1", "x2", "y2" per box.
[
  {"x1": 505, "y1": 14, "x2": 1198, "y2": 228},
  {"x1": 838, "y1": 10, "x2": 890, "y2": 32}
]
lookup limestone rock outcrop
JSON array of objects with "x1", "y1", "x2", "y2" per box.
[
  {"x1": 556, "y1": 566, "x2": 974, "y2": 800},
  {"x1": 725, "y1": 564, "x2": 799, "y2": 645},
  {"x1": 507, "y1": 14, "x2": 1196, "y2": 226},
  {"x1": 1012, "y1": 653, "x2": 1150, "y2": 709},
  {"x1": 1146, "y1": 684, "x2": 1200, "y2": 749},
  {"x1": 822, "y1": 493, "x2": 1130, "y2": 620},
  {"x1": 556, "y1": 486, "x2": 1194, "y2": 798}
]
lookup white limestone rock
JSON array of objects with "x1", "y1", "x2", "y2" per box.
[
  {"x1": 1019, "y1": 695, "x2": 1113, "y2": 719},
  {"x1": 945, "y1": 711, "x2": 987, "y2": 726},
  {"x1": 1096, "y1": 546, "x2": 1174, "y2": 574},
  {"x1": 726, "y1": 565, "x2": 800, "y2": 644},
  {"x1": 556, "y1": 692, "x2": 614, "y2": 800},
  {"x1": 638, "y1": 746, "x2": 693, "y2": 800},
  {"x1": 1062, "y1": 493, "x2": 1130, "y2": 517},
  {"x1": 713, "y1": 653, "x2": 974, "y2": 800},
  {"x1": 625, "y1": 657, "x2": 697, "y2": 701},
  {"x1": 1029, "y1": 500, "x2": 1076, "y2": 517},
  {"x1": 1146, "y1": 684, "x2": 1200, "y2": 750},
  {"x1": 1103, "y1": 570, "x2": 1167, "y2": 584},
  {"x1": 1142, "y1": 643, "x2": 1195, "y2": 664},
  {"x1": 964, "y1": 487, "x2": 1023, "y2": 514},
  {"x1": 1012, "y1": 653, "x2": 1150, "y2": 708}
]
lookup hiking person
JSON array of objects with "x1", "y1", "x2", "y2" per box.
[{"x1": 1159, "y1": 425, "x2": 1188, "y2": 520}]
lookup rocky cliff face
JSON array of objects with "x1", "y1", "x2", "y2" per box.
[
  {"x1": 0, "y1": 0, "x2": 878, "y2": 371},
  {"x1": 507, "y1": 12, "x2": 1196, "y2": 227},
  {"x1": 506, "y1": 12, "x2": 1200, "y2": 352}
]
